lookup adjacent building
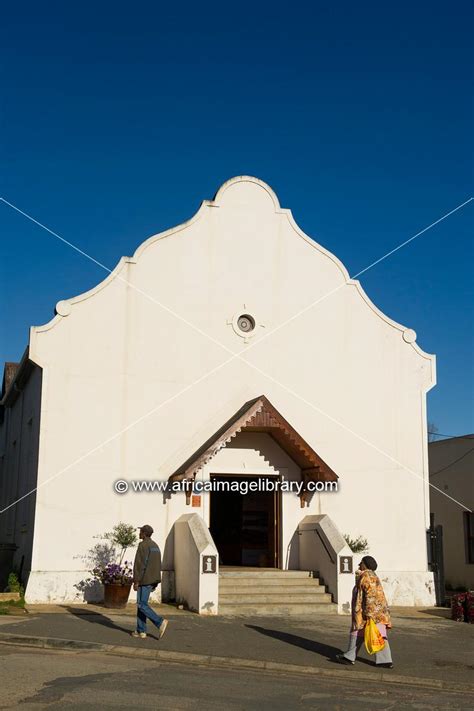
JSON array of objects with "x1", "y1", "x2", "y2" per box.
[{"x1": 429, "y1": 435, "x2": 474, "y2": 591}]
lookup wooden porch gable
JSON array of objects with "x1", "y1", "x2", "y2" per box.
[{"x1": 169, "y1": 396, "x2": 338, "y2": 493}]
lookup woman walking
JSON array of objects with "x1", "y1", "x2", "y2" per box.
[{"x1": 335, "y1": 555, "x2": 393, "y2": 668}]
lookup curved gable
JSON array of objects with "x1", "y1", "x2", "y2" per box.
[{"x1": 28, "y1": 176, "x2": 435, "y2": 392}]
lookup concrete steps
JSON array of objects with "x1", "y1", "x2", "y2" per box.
[
  {"x1": 220, "y1": 592, "x2": 332, "y2": 604},
  {"x1": 219, "y1": 569, "x2": 313, "y2": 578},
  {"x1": 220, "y1": 585, "x2": 326, "y2": 595},
  {"x1": 217, "y1": 602, "x2": 337, "y2": 616},
  {"x1": 218, "y1": 569, "x2": 335, "y2": 616},
  {"x1": 219, "y1": 575, "x2": 320, "y2": 586}
]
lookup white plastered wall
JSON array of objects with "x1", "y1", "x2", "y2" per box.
[{"x1": 23, "y1": 176, "x2": 435, "y2": 604}]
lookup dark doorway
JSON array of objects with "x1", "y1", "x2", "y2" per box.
[{"x1": 209, "y1": 474, "x2": 279, "y2": 567}]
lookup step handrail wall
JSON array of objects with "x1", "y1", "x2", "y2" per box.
[
  {"x1": 174, "y1": 513, "x2": 219, "y2": 615},
  {"x1": 298, "y1": 514, "x2": 355, "y2": 614}
]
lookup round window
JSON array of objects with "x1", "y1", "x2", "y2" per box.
[{"x1": 237, "y1": 314, "x2": 255, "y2": 333}]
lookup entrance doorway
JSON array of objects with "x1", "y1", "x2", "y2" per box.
[{"x1": 209, "y1": 474, "x2": 279, "y2": 567}]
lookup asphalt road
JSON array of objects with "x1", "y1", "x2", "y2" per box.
[
  {"x1": 1, "y1": 646, "x2": 473, "y2": 710},
  {"x1": 1, "y1": 609, "x2": 473, "y2": 686}
]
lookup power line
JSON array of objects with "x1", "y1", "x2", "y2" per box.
[
  {"x1": 430, "y1": 447, "x2": 474, "y2": 477},
  {"x1": 428, "y1": 432, "x2": 474, "y2": 440}
]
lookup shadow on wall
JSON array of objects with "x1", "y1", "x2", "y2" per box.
[
  {"x1": 286, "y1": 529, "x2": 300, "y2": 569},
  {"x1": 74, "y1": 542, "x2": 116, "y2": 603},
  {"x1": 74, "y1": 579, "x2": 103, "y2": 603},
  {"x1": 161, "y1": 526, "x2": 175, "y2": 602},
  {"x1": 226, "y1": 432, "x2": 273, "y2": 469},
  {"x1": 201, "y1": 600, "x2": 216, "y2": 613}
]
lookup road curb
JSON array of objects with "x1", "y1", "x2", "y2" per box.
[{"x1": 0, "y1": 631, "x2": 473, "y2": 694}]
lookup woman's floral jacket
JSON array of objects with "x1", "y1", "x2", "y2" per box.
[{"x1": 352, "y1": 569, "x2": 392, "y2": 630}]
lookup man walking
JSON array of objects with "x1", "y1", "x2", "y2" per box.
[{"x1": 131, "y1": 524, "x2": 168, "y2": 640}]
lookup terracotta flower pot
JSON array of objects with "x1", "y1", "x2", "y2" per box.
[{"x1": 103, "y1": 582, "x2": 132, "y2": 608}]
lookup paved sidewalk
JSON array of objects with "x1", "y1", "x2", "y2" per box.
[{"x1": 0, "y1": 605, "x2": 472, "y2": 690}]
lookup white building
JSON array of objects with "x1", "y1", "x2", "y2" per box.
[{"x1": 0, "y1": 176, "x2": 436, "y2": 611}]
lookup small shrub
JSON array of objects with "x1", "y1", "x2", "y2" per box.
[
  {"x1": 343, "y1": 534, "x2": 369, "y2": 554},
  {"x1": 5, "y1": 572, "x2": 24, "y2": 596},
  {"x1": 103, "y1": 523, "x2": 138, "y2": 564}
]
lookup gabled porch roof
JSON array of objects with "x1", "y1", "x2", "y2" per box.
[{"x1": 169, "y1": 395, "x2": 338, "y2": 483}]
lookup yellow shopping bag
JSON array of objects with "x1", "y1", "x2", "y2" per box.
[{"x1": 364, "y1": 619, "x2": 385, "y2": 654}]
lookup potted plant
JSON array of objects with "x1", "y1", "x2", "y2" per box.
[
  {"x1": 90, "y1": 523, "x2": 138, "y2": 608},
  {"x1": 92, "y1": 561, "x2": 134, "y2": 608}
]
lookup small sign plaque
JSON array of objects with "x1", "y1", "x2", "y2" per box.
[
  {"x1": 339, "y1": 556, "x2": 353, "y2": 574},
  {"x1": 191, "y1": 494, "x2": 201, "y2": 507},
  {"x1": 202, "y1": 555, "x2": 217, "y2": 574}
]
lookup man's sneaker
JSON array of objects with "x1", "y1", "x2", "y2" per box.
[
  {"x1": 377, "y1": 662, "x2": 394, "y2": 669},
  {"x1": 131, "y1": 631, "x2": 147, "y2": 639},
  {"x1": 158, "y1": 620, "x2": 168, "y2": 639},
  {"x1": 335, "y1": 653, "x2": 354, "y2": 665}
]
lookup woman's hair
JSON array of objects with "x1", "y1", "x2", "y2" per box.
[{"x1": 361, "y1": 555, "x2": 378, "y2": 571}]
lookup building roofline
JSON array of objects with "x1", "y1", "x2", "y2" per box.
[{"x1": 0, "y1": 347, "x2": 36, "y2": 408}]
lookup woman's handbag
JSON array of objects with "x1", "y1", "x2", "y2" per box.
[{"x1": 364, "y1": 618, "x2": 385, "y2": 654}]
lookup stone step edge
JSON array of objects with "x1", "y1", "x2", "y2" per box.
[
  {"x1": 219, "y1": 580, "x2": 321, "y2": 587},
  {"x1": 219, "y1": 571, "x2": 316, "y2": 577},
  {"x1": 219, "y1": 600, "x2": 333, "y2": 605},
  {"x1": 217, "y1": 610, "x2": 337, "y2": 617},
  {"x1": 218, "y1": 601, "x2": 334, "y2": 608},
  {"x1": 219, "y1": 593, "x2": 332, "y2": 600},
  {"x1": 219, "y1": 590, "x2": 328, "y2": 597},
  {"x1": 219, "y1": 583, "x2": 327, "y2": 595}
]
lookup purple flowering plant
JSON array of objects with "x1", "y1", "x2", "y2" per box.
[{"x1": 91, "y1": 561, "x2": 133, "y2": 585}]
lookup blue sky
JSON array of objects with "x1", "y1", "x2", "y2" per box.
[{"x1": 1, "y1": 1, "x2": 473, "y2": 436}]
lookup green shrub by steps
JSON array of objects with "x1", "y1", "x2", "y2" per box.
[
  {"x1": 0, "y1": 597, "x2": 26, "y2": 614},
  {"x1": 5, "y1": 572, "x2": 25, "y2": 597}
]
